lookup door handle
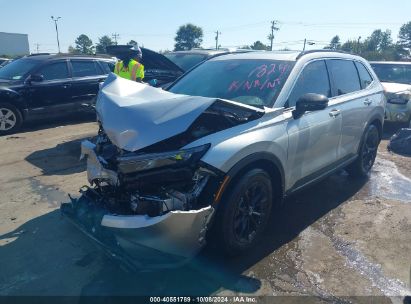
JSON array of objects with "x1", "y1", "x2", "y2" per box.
[
  {"x1": 364, "y1": 98, "x2": 372, "y2": 106},
  {"x1": 329, "y1": 109, "x2": 341, "y2": 118},
  {"x1": 62, "y1": 84, "x2": 71, "y2": 89}
]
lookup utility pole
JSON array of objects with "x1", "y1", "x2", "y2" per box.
[
  {"x1": 112, "y1": 33, "x2": 120, "y2": 45},
  {"x1": 51, "y1": 16, "x2": 61, "y2": 53},
  {"x1": 268, "y1": 20, "x2": 279, "y2": 51},
  {"x1": 35, "y1": 43, "x2": 40, "y2": 53},
  {"x1": 215, "y1": 31, "x2": 221, "y2": 50},
  {"x1": 357, "y1": 36, "x2": 362, "y2": 54},
  {"x1": 303, "y1": 39, "x2": 315, "y2": 51}
]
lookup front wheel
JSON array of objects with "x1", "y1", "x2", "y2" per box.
[
  {"x1": 346, "y1": 124, "x2": 380, "y2": 177},
  {"x1": 216, "y1": 169, "x2": 273, "y2": 256},
  {"x1": 0, "y1": 103, "x2": 23, "y2": 136}
]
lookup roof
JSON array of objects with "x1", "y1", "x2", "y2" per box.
[
  {"x1": 210, "y1": 51, "x2": 301, "y2": 62},
  {"x1": 167, "y1": 49, "x2": 227, "y2": 56},
  {"x1": 209, "y1": 49, "x2": 364, "y2": 62},
  {"x1": 23, "y1": 53, "x2": 115, "y2": 61}
]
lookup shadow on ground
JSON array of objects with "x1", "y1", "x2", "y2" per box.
[
  {"x1": 21, "y1": 112, "x2": 96, "y2": 134},
  {"x1": 0, "y1": 169, "x2": 367, "y2": 296},
  {"x1": 25, "y1": 136, "x2": 93, "y2": 176}
]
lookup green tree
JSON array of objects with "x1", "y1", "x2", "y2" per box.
[
  {"x1": 363, "y1": 29, "x2": 393, "y2": 52},
  {"x1": 341, "y1": 39, "x2": 359, "y2": 53},
  {"x1": 398, "y1": 21, "x2": 411, "y2": 54},
  {"x1": 67, "y1": 45, "x2": 78, "y2": 54},
  {"x1": 95, "y1": 35, "x2": 114, "y2": 54},
  {"x1": 75, "y1": 34, "x2": 94, "y2": 54},
  {"x1": 174, "y1": 24, "x2": 203, "y2": 51},
  {"x1": 250, "y1": 40, "x2": 269, "y2": 50},
  {"x1": 325, "y1": 35, "x2": 341, "y2": 50}
]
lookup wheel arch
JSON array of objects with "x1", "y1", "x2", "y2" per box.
[
  {"x1": 216, "y1": 152, "x2": 285, "y2": 210},
  {"x1": 0, "y1": 89, "x2": 27, "y2": 118}
]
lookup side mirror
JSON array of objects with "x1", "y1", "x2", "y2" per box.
[
  {"x1": 30, "y1": 74, "x2": 44, "y2": 82},
  {"x1": 292, "y1": 93, "x2": 329, "y2": 119}
]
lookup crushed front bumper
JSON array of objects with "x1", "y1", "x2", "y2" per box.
[{"x1": 61, "y1": 194, "x2": 214, "y2": 270}]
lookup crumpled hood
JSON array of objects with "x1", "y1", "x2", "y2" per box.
[{"x1": 96, "y1": 74, "x2": 218, "y2": 152}]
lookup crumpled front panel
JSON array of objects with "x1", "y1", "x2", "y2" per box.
[{"x1": 96, "y1": 74, "x2": 217, "y2": 152}]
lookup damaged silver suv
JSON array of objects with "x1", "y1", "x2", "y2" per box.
[{"x1": 61, "y1": 50, "x2": 385, "y2": 268}]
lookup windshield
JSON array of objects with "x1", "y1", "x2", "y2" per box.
[
  {"x1": 165, "y1": 53, "x2": 208, "y2": 71},
  {"x1": 371, "y1": 63, "x2": 411, "y2": 85},
  {"x1": 169, "y1": 59, "x2": 295, "y2": 107},
  {"x1": 0, "y1": 58, "x2": 38, "y2": 80}
]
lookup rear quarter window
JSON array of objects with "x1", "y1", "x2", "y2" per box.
[
  {"x1": 71, "y1": 60, "x2": 100, "y2": 77},
  {"x1": 327, "y1": 60, "x2": 361, "y2": 96},
  {"x1": 355, "y1": 62, "x2": 373, "y2": 89},
  {"x1": 99, "y1": 61, "x2": 115, "y2": 73}
]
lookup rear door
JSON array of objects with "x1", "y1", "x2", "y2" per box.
[
  {"x1": 28, "y1": 60, "x2": 72, "y2": 115},
  {"x1": 285, "y1": 60, "x2": 342, "y2": 188},
  {"x1": 326, "y1": 59, "x2": 374, "y2": 159},
  {"x1": 70, "y1": 59, "x2": 106, "y2": 107}
]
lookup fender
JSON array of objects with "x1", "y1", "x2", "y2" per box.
[
  {"x1": 0, "y1": 86, "x2": 28, "y2": 115},
  {"x1": 225, "y1": 151, "x2": 285, "y2": 198}
]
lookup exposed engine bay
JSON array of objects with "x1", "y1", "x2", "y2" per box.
[{"x1": 80, "y1": 129, "x2": 219, "y2": 218}]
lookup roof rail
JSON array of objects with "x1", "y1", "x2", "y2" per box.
[
  {"x1": 28, "y1": 53, "x2": 52, "y2": 56},
  {"x1": 296, "y1": 49, "x2": 353, "y2": 60}
]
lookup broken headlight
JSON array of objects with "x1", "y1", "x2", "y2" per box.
[{"x1": 117, "y1": 144, "x2": 210, "y2": 174}]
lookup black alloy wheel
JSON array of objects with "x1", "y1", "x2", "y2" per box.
[
  {"x1": 347, "y1": 124, "x2": 380, "y2": 177},
  {"x1": 216, "y1": 168, "x2": 273, "y2": 256}
]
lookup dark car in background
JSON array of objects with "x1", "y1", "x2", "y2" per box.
[
  {"x1": 0, "y1": 54, "x2": 116, "y2": 135},
  {"x1": 0, "y1": 49, "x2": 183, "y2": 135},
  {"x1": 164, "y1": 49, "x2": 229, "y2": 72},
  {"x1": 0, "y1": 58, "x2": 12, "y2": 68}
]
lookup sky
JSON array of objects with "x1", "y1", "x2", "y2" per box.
[{"x1": 1, "y1": 0, "x2": 411, "y2": 53}]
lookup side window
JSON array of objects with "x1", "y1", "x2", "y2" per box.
[
  {"x1": 287, "y1": 60, "x2": 331, "y2": 108},
  {"x1": 327, "y1": 60, "x2": 361, "y2": 96},
  {"x1": 99, "y1": 61, "x2": 115, "y2": 73},
  {"x1": 355, "y1": 62, "x2": 373, "y2": 89},
  {"x1": 37, "y1": 61, "x2": 69, "y2": 80},
  {"x1": 71, "y1": 60, "x2": 99, "y2": 77}
]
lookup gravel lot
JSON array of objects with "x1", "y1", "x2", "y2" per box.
[{"x1": 0, "y1": 117, "x2": 410, "y2": 302}]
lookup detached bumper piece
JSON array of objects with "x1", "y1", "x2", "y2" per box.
[{"x1": 61, "y1": 193, "x2": 214, "y2": 270}]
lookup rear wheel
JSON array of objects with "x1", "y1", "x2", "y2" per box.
[
  {"x1": 0, "y1": 103, "x2": 23, "y2": 135},
  {"x1": 346, "y1": 124, "x2": 380, "y2": 177},
  {"x1": 216, "y1": 169, "x2": 273, "y2": 256}
]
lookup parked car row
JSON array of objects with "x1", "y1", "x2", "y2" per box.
[{"x1": 0, "y1": 49, "x2": 183, "y2": 135}]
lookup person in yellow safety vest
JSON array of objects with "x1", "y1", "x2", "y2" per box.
[{"x1": 114, "y1": 45, "x2": 144, "y2": 82}]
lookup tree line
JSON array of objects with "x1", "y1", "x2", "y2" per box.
[
  {"x1": 68, "y1": 21, "x2": 411, "y2": 60},
  {"x1": 324, "y1": 21, "x2": 411, "y2": 60},
  {"x1": 67, "y1": 35, "x2": 138, "y2": 55}
]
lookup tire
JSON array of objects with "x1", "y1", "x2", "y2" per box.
[
  {"x1": 346, "y1": 124, "x2": 380, "y2": 177},
  {"x1": 214, "y1": 168, "x2": 273, "y2": 256},
  {"x1": 0, "y1": 103, "x2": 23, "y2": 136}
]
